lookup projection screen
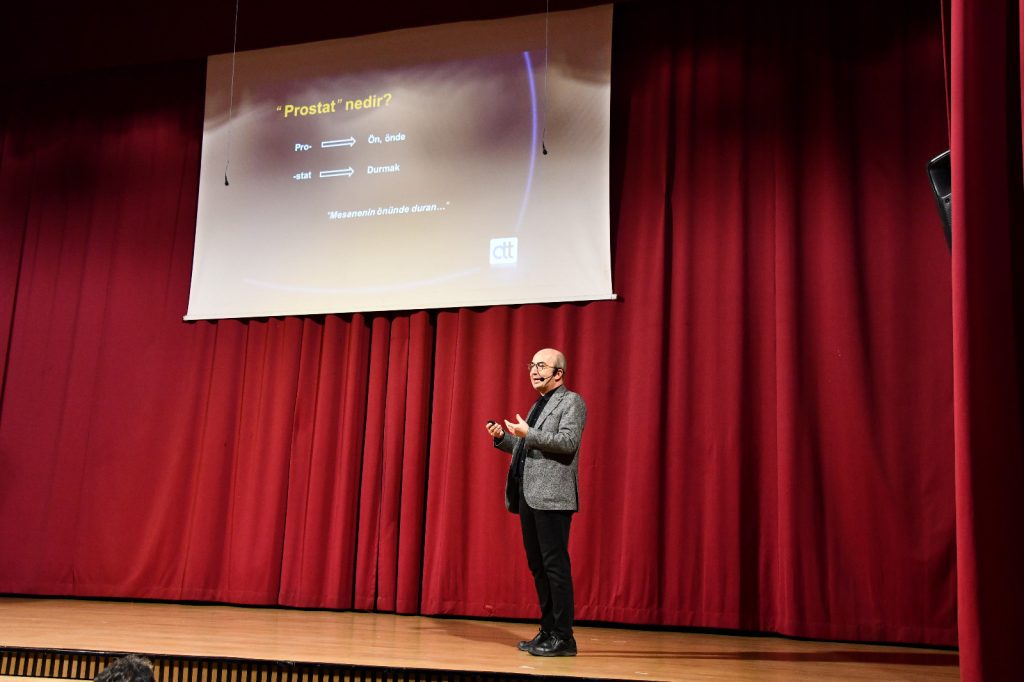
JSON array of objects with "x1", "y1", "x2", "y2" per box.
[{"x1": 186, "y1": 5, "x2": 614, "y2": 320}]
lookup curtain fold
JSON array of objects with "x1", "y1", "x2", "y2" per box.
[
  {"x1": 278, "y1": 314, "x2": 373, "y2": 608},
  {"x1": 0, "y1": 107, "x2": 27, "y2": 400},
  {"x1": 0, "y1": 0, "x2": 963, "y2": 648},
  {"x1": 950, "y1": 0, "x2": 1024, "y2": 679}
]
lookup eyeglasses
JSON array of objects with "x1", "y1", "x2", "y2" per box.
[{"x1": 527, "y1": 362, "x2": 560, "y2": 372}]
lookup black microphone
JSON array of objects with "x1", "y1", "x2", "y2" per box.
[{"x1": 539, "y1": 369, "x2": 559, "y2": 385}]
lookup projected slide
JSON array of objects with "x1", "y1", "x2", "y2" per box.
[{"x1": 186, "y1": 5, "x2": 613, "y2": 320}]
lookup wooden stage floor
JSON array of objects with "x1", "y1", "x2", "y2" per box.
[{"x1": 0, "y1": 597, "x2": 959, "y2": 682}]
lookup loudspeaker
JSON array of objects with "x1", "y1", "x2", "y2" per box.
[{"x1": 927, "y1": 150, "x2": 952, "y2": 249}]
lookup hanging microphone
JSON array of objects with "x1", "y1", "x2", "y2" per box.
[
  {"x1": 541, "y1": 0, "x2": 550, "y2": 156},
  {"x1": 224, "y1": 0, "x2": 240, "y2": 189}
]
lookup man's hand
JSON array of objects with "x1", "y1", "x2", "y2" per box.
[
  {"x1": 504, "y1": 413, "x2": 529, "y2": 438},
  {"x1": 486, "y1": 420, "x2": 505, "y2": 439}
]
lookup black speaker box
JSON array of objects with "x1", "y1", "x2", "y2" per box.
[{"x1": 927, "y1": 150, "x2": 952, "y2": 249}]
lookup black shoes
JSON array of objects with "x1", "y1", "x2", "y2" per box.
[
  {"x1": 517, "y1": 629, "x2": 550, "y2": 652},
  {"x1": 517, "y1": 629, "x2": 578, "y2": 657},
  {"x1": 529, "y1": 634, "x2": 577, "y2": 657}
]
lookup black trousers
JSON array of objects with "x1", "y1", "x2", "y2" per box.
[{"x1": 518, "y1": 484, "x2": 574, "y2": 639}]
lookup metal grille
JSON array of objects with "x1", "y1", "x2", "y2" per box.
[{"x1": 0, "y1": 649, "x2": 569, "y2": 682}]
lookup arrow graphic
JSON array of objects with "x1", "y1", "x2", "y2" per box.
[
  {"x1": 321, "y1": 137, "x2": 356, "y2": 148},
  {"x1": 319, "y1": 167, "x2": 355, "y2": 178}
]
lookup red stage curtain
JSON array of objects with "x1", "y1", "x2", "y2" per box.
[
  {"x1": 422, "y1": 2, "x2": 955, "y2": 644},
  {"x1": 950, "y1": 0, "x2": 1024, "y2": 679},
  {"x1": 0, "y1": 1, "x2": 960, "y2": 647}
]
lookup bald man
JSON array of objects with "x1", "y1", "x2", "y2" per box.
[{"x1": 486, "y1": 347, "x2": 587, "y2": 657}]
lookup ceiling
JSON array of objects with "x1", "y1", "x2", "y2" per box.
[{"x1": 1, "y1": 0, "x2": 623, "y2": 84}]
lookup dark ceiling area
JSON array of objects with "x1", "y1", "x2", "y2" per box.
[{"x1": 1, "y1": 0, "x2": 624, "y2": 84}]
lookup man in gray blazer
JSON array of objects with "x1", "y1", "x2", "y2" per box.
[{"x1": 485, "y1": 347, "x2": 587, "y2": 657}]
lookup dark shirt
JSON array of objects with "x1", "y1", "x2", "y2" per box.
[{"x1": 511, "y1": 387, "x2": 559, "y2": 479}]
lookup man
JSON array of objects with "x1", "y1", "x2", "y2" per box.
[{"x1": 485, "y1": 347, "x2": 587, "y2": 657}]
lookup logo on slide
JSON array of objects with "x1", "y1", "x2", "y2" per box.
[{"x1": 490, "y1": 238, "x2": 518, "y2": 265}]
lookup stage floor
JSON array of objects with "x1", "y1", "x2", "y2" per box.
[{"x1": 0, "y1": 597, "x2": 958, "y2": 681}]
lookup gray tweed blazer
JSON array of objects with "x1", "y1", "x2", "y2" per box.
[{"x1": 494, "y1": 385, "x2": 587, "y2": 512}]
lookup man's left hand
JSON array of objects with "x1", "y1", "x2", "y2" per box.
[{"x1": 504, "y1": 414, "x2": 529, "y2": 438}]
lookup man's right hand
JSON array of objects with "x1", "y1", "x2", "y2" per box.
[{"x1": 486, "y1": 420, "x2": 505, "y2": 439}]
